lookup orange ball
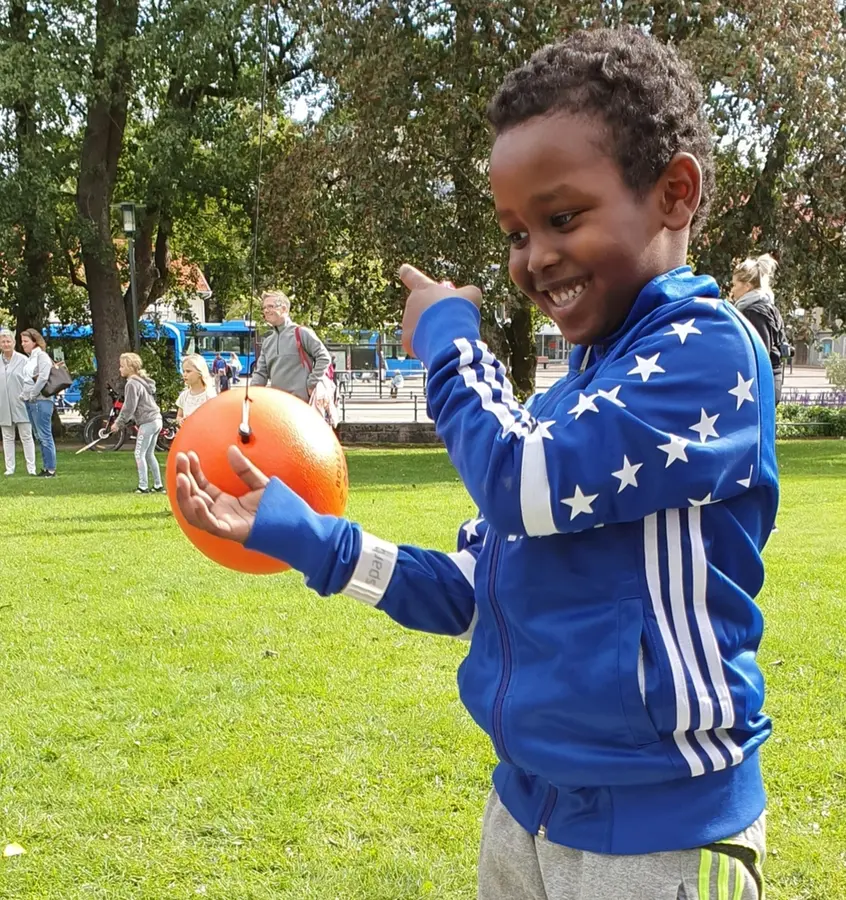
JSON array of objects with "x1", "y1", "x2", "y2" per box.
[{"x1": 166, "y1": 387, "x2": 348, "y2": 574}]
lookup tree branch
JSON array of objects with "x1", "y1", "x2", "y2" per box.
[{"x1": 57, "y1": 230, "x2": 87, "y2": 288}]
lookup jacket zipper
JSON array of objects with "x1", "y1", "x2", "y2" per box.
[
  {"x1": 487, "y1": 535, "x2": 513, "y2": 764},
  {"x1": 536, "y1": 786, "x2": 558, "y2": 839}
]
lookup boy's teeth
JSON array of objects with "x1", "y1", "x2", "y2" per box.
[{"x1": 549, "y1": 281, "x2": 587, "y2": 307}]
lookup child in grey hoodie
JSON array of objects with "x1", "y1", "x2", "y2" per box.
[{"x1": 112, "y1": 353, "x2": 164, "y2": 494}]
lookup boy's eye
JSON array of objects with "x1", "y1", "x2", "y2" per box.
[
  {"x1": 506, "y1": 230, "x2": 528, "y2": 246},
  {"x1": 551, "y1": 212, "x2": 576, "y2": 228}
]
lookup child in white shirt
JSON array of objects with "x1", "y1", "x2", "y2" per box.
[{"x1": 176, "y1": 354, "x2": 216, "y2": 425}]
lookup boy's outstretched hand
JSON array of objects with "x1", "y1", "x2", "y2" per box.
[
  {"x1": 399, "y1": 264, "x2": 482, "y2": 355},
  {"x1": 175, "y1": 446, "x2": 268, "y2": 544}
]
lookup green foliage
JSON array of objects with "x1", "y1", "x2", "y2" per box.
[
  {"x1": 3, "y1": 1, "x2": 846, "y2": 397},
  {"x1": 139, "y1": 339, "x2": 183, "y2": 412},
  {"x1": 777, "y1": 403, "x2": 846, "y2": 437},
  {"x1": 263, "y1": 1, "x2": 846, "y2": 394},
  {"x1": 823, "y1": 353, "x2": 846, "y2": 391}
]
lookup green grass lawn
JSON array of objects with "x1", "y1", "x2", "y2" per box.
[{"x1": 0, "y1": 442, "x2": 844, "y2": 899}]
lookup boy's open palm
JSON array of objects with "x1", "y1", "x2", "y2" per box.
[
  {"x1": 175, "y1": 446, "x2": 268, "y2": 544},
  {"x1": 399, "y1": 264, "x2": 482, "y2": 355}
]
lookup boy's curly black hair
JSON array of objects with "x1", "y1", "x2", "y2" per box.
[{"x1": 487, "y1": 28, "x2": 715, "y2": 232}]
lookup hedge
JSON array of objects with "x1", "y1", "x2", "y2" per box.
[{"x1": 776, "y1": 404, "x2": 846, "y2": 438}]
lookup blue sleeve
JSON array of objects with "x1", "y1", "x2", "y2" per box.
[
  {"x1": 244, "y1": 478, "x2": 483, "y2": 637},
  {"x1": 376, "y1": 516, "x2": 486, "y2": 638},
  {"x1": 412, "y1": 297, "x2": 771, "y2": 537}
]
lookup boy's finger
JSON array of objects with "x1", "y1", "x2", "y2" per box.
[
  {"x1": 175, "y1": 472, "x2": 215, "y2": 530},
  {"x1": 187, "y1": 450, "x2": 221, "y2": 502},
  {"x1": 398, "y1": 264, "x2": 436, "y2": 291},
  {"x1": 227, "y1": 445, "x2": 270, "y2": 491}
]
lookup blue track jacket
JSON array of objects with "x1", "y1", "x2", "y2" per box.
[{"x1": 245, "y1": 267, "x2": 777, "y2": 855}]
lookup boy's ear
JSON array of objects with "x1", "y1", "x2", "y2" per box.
[{"x1": 658, "y1": 153, "x2": 702, "y2": 232}]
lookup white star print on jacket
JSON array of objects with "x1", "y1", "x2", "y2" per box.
[
  {"x1": 413, "y1": 272, "x2": 774, "y2": 540},
  {"x1": 399, "y1": 266, "x2": 779, "y2": 853},
  {"x1": 243, "y1": 266, "x2": 779, "y2": 858}
]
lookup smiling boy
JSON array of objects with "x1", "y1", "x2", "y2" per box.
[{"x1": 177, "y1": 28, "x2": 776, "y2": 900}]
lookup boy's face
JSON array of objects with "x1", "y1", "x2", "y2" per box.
[{"x1": 490, "y1": 111, "x2": 672, "y2": 345}]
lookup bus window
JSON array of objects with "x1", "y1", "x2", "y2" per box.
[
  {"x1": 195, "y1": 332, "x2": 218, "y2": 353},
  {"x1": 218, "y1": 334, "x2": 241, "y2": 353},
  {"x1": 383, "y1": 343, "x2": 407, "y2": 361},
  {"x1": 349, "y1": 346, "x2": 374, "y2": 371}
]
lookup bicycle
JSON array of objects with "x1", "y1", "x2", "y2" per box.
[{"x1": 82, "y1": 384, "x2": 177, "y2": 452}]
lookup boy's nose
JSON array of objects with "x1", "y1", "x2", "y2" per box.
[{"x1": 526, "y1": 235, "x2": 561, "y2": 275}]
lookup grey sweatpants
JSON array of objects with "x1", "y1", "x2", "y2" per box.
[{"x1": 478, "y1": 789, "x2": 765, "y2": 900}]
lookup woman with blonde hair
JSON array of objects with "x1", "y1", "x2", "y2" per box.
[
  {"x1": 19, "y1": 327, "x2": 57, "y2": 476},
  {"x1": 731, "y1": 253, "x2": 788, "y2": 403},
  {"x1": 111, "y1": 352, "x2": 164, "y2": 493},
  {"x1": 0, "y1": 329, "x2": 37, "y2": 475},
  {"x1": 176, "y1": 353, "x2": 216, "y2": 424}
]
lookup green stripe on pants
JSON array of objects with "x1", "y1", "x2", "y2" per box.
[
  {"x1": 699, "y1": 849, "x2": 713, "y2": 899},
  {"x1": 718, "y1": 852, "x2": 730, "y2": 900}
]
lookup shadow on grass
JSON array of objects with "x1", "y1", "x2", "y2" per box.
[
  {"x1": 0, "y1": 448, "x2": 460, "y2": 497},
  {"x1": 57, "y1": 510, "x2": 173, "y2": 523},
  {"x1": 0, "y1": 521, "x2": 173, "y2": 538}
]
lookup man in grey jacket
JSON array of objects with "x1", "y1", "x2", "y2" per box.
[{"x1": 251, "y1": 291, "x2": 332, "y2": 403}]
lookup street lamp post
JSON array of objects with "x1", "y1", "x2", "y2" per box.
[{"x1": 121, "y1": 203, "x2": 139, "y2": 351}]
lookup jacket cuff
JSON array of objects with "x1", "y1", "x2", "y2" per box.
[{"x1": 244, "y1": 477, "x2": 360, "y2": 596}]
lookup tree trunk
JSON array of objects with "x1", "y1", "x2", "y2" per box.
[
  {"x1": 76, "y1": 0, "x2": 139, "y2": 412},
  {"x1": 130, "y1": 206, "x2": 171, "y2": 320},
  {"x1": 504, "y1": 296, "x2": 537, "y2": 400},
  {"x1": 13, "y1": 226, "x2": 51, "y2": 338}
]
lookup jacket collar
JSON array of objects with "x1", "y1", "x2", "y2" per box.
[{"x1": 568, "y1": 267, "x2": 720, "y2": 372}]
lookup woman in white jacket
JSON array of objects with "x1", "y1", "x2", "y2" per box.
[
  {"x1": 20, "y1": 328, "x2": 57, "y2": 477},
  {"x1": 0, "y1": 329, "x2": 36, "y2": 476}
]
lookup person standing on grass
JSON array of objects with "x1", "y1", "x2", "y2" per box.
[
  {"x1": 731, "y1": 254, "x2": 788, "y2": 404},
  {"x1": 175, "y1": 30, "x2": 776, "y2": 900},
  {"x1": 19, "y1": 328, "x2": 57, "y2": 477},
  {"x1": 0, "y1": 329, "x2": 37, "y2": 476},
  {"x1": 251, "y1": 291, "x2": 332, "y2": 403},
  {"x1": 111, "y1": 353, "x2": 164, "y2": 494},
  {"x1": 176, "y1": 354, "x2": 215, "y2": 425}
]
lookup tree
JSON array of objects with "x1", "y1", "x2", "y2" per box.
[
  {"x1": 74, "y1": 0, "x2": 139, "y2": 410},
  {"x1": 0, "y1": 0, "x2": 92, "y2": 335},
  {"x1": 266, "y1": 0, "x2": 846, "y2": 396},
  {"x1": 71, "y1": 0, "x2": 311, "y2": 408}
]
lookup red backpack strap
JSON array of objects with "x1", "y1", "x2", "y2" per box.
[{"x1": 294, "y1": 326, "x2": 313, "y2": 372}]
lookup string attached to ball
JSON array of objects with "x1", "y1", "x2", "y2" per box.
[{"x1": 239, "y1": 0, "x2": 272, "y2": 444}]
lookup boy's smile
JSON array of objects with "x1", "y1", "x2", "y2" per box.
[{"x1": 490, "y1": 111, "x2": 673, "y2": 346}]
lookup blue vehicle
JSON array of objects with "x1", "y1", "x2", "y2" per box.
[
  {"x1": 335, "y1": 330, "x2": 425, "y2": 378},
  {"x1": 45, "y1": 321, "x2": 189, "y2": 406},
  {"x1": 44, "y1": 320, "x2": 423, "y2": 407},
  {"x1": 176, "y1": 320, "x2": 258, "y2": 376},
  {"x1": 178, "y1": 323, "x2": 425, "y2": 379}
]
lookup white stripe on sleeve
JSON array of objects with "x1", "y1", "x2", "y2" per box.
[
  {"x1": 519, "y1": 426, "x2": 557, "y2": 536},
  {"x1": 447, "y1": 549, "x2": 477, "y2": 586},
  {"x1": 665, "y1": 509, "x2": 726, "y2": 771},
  {"x1": 688, "y1": 507, "x2": 745, "y2": 765},
  {"x1": 644, "y1": 513, "x2": 705, "y2": 777},
  {"x1": 453, "y1": 338, "x2": 530, "y2": 438}
]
